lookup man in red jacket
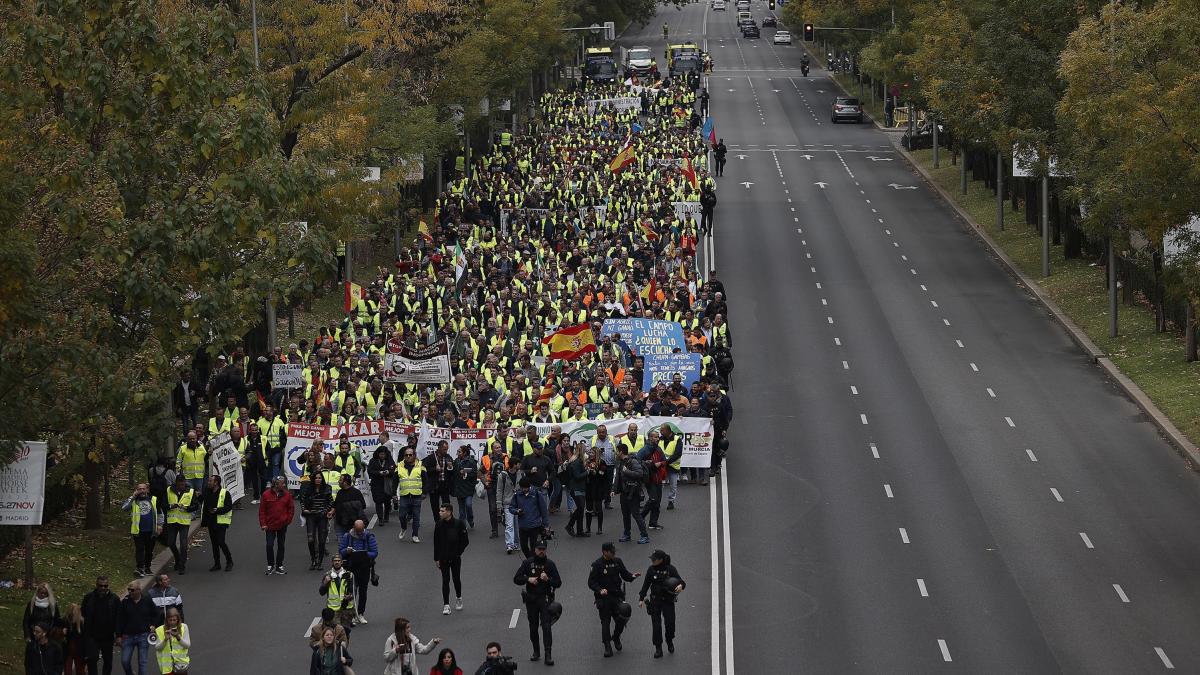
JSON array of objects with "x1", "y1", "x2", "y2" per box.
[{"x1": 258, "y1": 476, "x2": 295, "y2": 575}]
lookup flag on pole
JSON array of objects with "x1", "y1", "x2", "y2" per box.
[
  {"x1": 683, "y1": 156, "x2": 698, "y2": 190},
  {"x1": 344, "y1": 281, "x2": 365, "y2": 312},
  {"x1": 640, "y1": 275, "x2": 658, "y2": 306},
  {"x1": 453, "y1": 242, "x2": 467, "y2": 283},
  {"x1": 542, "y1": 323, "x2": 598, "y2": 360},
  {"x1": 608, "y1": 138, "x2": 637, "y2": 174},
  {"x1": 418, "y1": 219, "x2": 433, "y2": 242},
  {"x1": 702, "y1": 116, "x2": 716, "y2": 147},
  {"x1": 639, "y1": 219, "x2": 659, "y2": 241}
]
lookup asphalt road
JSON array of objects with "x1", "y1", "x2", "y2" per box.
[
  {"x1": 710, "y1": 1, "x2": 1200, "y2": 673},
  {"x1": 169, "y1": 2, "x2": 1200, "y2": 673}
]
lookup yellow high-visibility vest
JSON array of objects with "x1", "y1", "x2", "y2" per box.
[
  {"x1": 214, "y1": 489, "x2": 232, "y2": 526},
  {"x1": 326, "y1": 574, "x2": 354, "y2": 611},
  {"x1": 150, "y1": 624, "x2": 190, "y2": 673},
  {"x1": 166, "y1": 489, "x2": 195, "y2": 526},
  {"x1": 130, "y1": 496, "x2": 157, "y2": 535},
  {"x1": 396, "y1": 464, "x2": 425, "y2": 496}
]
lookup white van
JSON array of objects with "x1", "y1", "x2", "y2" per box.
[{"x1": 737, "y1": 10, "x2": 752, "y2": 23}]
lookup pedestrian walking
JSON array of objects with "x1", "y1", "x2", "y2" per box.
[
  {"x1": 25, "y1": 622, "x2": 64, "y2": 675},
  {"x1": 201, "y1": 474, "x2": 234, "y2": 571},
  {"x1": 481, "y1": 444, "x2": 508, "y2": 539},
  {"x1": 433, "y1": 503, "x2": 469, "y2": 615},
  {"x1": 120, "y1": 480, "x2": 162, "y2": 576},
  {"x1": 319, "y1": 555, "x2": 358, "y2": 634},
  {"x1": 494, "y1": 459, "x2": 521, "y2": 554},
  {"x1": 637, "y1": 430, "x2": 667, "y2": 530},
  {"x1": 80, "y1": 576, "x2": 119, "y2": 675},
  {"x1": 63, "y1": 603, "x2": 84, "y2": 675},
  {"x1": 23, "y1": 583, "x2": 60, "y2": 643},
  {"x1": 512, "y1": 541, "x2": 562, "y2": 665},
  {"x1": 588, "y1": 541, "x2": 640, "y2": 657},
  {"x1": 332, "y1": 474, "x2": 367, "y2": 545},
  {"x1": 661, "y1": 427, "x2": 683, "y2": 510},
  {"x1": 367, "y1": 446, "x2": 397, "y2": 525},
  {"x1": 307, "y1": 608, "x2": 348, "y2": 650},
  {"x1": 423, "y1": 440, "x2": 456, "y2": 522},
  {"x1": 303, "y1": 472, "x2": 335, "y2": 570},
  {"x1": 147, "y1": 608, "x2": 189, "y2": 675},
  {"x1": 338, "y1": 519, "x2": 378, "y2": 624},
  {"x1": 612, "y1": 446, "x2": 650, "y2": 545},
  {"x1": 259, "y1": 475, "x2": 295, "y2": 575},
  {"x1": 452, "y1": 445, "x2": 479, "y2": 529},
  {"x1": 395, "y1": 448, "x2": 426, "y2": 543},
  {"x1": 382, "y1": 617, "x2": 440, "y2": 675},
  {"x1": 638, "y1": 549, "x2": 686, "y2": 658},
  {"x1": 584, "y1": 447, "x2": 607, "y2": 536},
  {"x1": 714, "y1": 139, "x2": 727, "y2": 176},
  {"x1": 145, "y1": 574, "x2": 183, "y2": 628},
  {"x1": 310, "y1": 627, "x2": 353, "y2": 675},
  {"x1": 563, "y1": 442, "x2": 589, "y2": 537},
  {"x1": 508, "y1": 478, "x2": 549, "y2": 558},
  {"x1": 116, "y1": 582, "x2": 156, "y2": 675},
  {"x1": 700, "y1": 186, "x2": 716, "y2": 236},
  {"x1": 163, "y1": 476, "x2": 197, "y2": 574}
]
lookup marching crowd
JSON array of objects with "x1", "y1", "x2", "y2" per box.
[{"x1": 24, "y1": 71, "x2": 736, "y2": 675}]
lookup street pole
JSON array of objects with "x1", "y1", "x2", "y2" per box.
[
  {"x1": 959, "y1": 145, "x2": 967, "y2": 195},
  {"x1": 996, "y1": 150, "x2": 1004, "y2": 231},
  {"x1": 932, "y1": 120, "x2": 938, "y2": 168},
  {"x1": 1109, "y1": 236, "x2": 1118, "y2": 337},
  {"x1": 1041, "y1": 174, "x2": 1050, "y2": 277}
]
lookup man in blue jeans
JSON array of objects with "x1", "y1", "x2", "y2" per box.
[{"x1": 116, "y1": 582, "x2": 157, "y2": 674}]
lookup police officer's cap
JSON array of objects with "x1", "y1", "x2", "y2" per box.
[{"x1": 534, "y1": 540, "x2": 548, "y2": 550}]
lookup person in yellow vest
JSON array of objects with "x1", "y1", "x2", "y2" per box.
[
  {"x1": 164, "y1": 475, "x2": 197, "y2": 575},
  {"x1": 319, "y1": 554, "x2": 357, "y2": 633},
  {"x1": 148, "y1": 607, "x2": 190, "y2": 675},
  {"x1": 122, "y1": 482, "x2": 163, "y2": 577},
  {"x1": 176, "y1": 431, "x2": 207, "y2": 494},
  {"x1": 660, "y1": 426, "x2": 684, "y2": 511},
  {"x1": 201, "y1": 475, "x2": 234, "y2": 572},
  {"x1": 395, "y1": 450, "x2": 426, "y2": 543}
]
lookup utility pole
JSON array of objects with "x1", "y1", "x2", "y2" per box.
[
  {"x1": 996, "y1": 151, "x2": 1004, "y2": 231},
  {"x1": 1109, "y1": 236, "x2": 1119, "y2": 337},
  {"x1": 1041, "y1": 173, "x2": 1050, "y2": 277}
]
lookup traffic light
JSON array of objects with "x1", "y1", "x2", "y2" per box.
[
  {"x1": 768, "y1": 0, "x2": 775, "y2": 9},
  {"x1": 803, "y1": 23, "x2": 815, "y2": 41}
]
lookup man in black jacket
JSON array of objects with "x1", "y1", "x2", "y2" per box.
[
  {"x1": 587, "y1": 542, "x2": 640, "y2": 657},
  {"x1": 638, "y1": 549, "x2": 686, "y2": 658},
  {"x1": 116, "y1": 583, "x2": 158, "y2": 675},
  {"x1": 519, "y1": 433, "x2": 555, "y2": 493},
  {"x1": 80, "y1": 576, "x2": 119, "y2": 675},
  {"x1": 171, "y1": 371, "x2": 201, "y2": 439},
  {"x1": 613, "y1": 447, "x2": 649, "y2": 545},
  {"x1": 433, "y1": 503, "x2": 470, "y2": 615},
  {"x1": 423, "y1": 440, "x2": 456, "y2": 522},
  {"x1": 513, "y1": 541, "x2": 562, "y2": 665},
  {"x1": 332, "y1": 474, "x2": 366, "y2": 544},
  {"x1": 699, "y1": 187, "x2": 717, "y2": 236}
]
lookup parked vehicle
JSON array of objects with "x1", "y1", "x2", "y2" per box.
[{"x1": 830, "y1": 96, "x2": 864, "y2": 124}]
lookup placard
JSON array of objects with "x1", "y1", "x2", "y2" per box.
[
  {"x1": 0, "y1": 441, "x2": 47, "y2": 525},
  {"x1": 273, "y1": 363, "x2": 303, "y2": 389}
]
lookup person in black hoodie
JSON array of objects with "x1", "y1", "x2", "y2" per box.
[
  {"x1": 433, "y1": 503, "x2": 470, "y2": 615},
  {"x1": 80, "y1": 576, "x2": 119, "y2": 675},
  {"x1": 638, "y1": 550, "x2": 686, "y2": 658},
  {"x1": 332, "y1": 474, "x2": 366, "y2": 545},
  {"x1": 25, "y1": 623, "x2": 63, "y2": 675},
  {"x1": 366, "y1": 447, "x2": 397, "y2": 525}
]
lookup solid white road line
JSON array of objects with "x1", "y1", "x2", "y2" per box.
[
  {"x1": 870, "y1": 443, "x2": 880, "y2": 459},
  {"x1": 850, "y1": 385, "x2": 858, "y2": 395},
  {"x1": 938, "y1": 639, "x2": 952, "y2": 662},
  {"x1": 1050, "y1": 488, "x2": 1064, "y2": 502},
  {"x1": 721, "y1": 471, "x2": 735, "y2": 675},
  {"x1": 509, "y1": 608, "x2": 521, "y2": 629},
  {"x1": 1026, "y1": 449, "x2": 1039, "y2": 462},
  {"x1": 1155, "y1": 647, "x2": 1175, "y2": 669},
  {"x1": 1080, "y1": 532, "x2": 1095, "y2": 549},
  {"x1": 1113, "y1": 584, "x2": 1130, "y2": 603},
  {"x1": 917, "y1": 578, "x2": 928, "y2": 597},
  {"x1": 709, "y1": 472, "x2": 719, "y2": 675},
  {"x1": 899, "y1": 528, "x2": 910, "y2": 544},
  {"x1": 884, "y1": 484, "x2": 893, "y2": 498},
  {"x1": 367, "y1": 514, "x2": 378, "y2": 529}
]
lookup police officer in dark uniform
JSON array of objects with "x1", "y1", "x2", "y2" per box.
[
  {"x1": 513, "y1": 540, "x2": 562, "y2": 665},
  {"x1": 587, "y1": 542, "x2": 641, "y2": 657},
  {"x1": 638, "y1": 549, "x2": 686, "y2": 658}
]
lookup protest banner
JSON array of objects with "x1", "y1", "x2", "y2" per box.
[
  {"x1": 273, "y1": 363, "x2": 303, "y2": 389},
  {"x1": 680, "y1": 428, "x2": 714, "y2": 469},
  {"x1": 647, "y1": 157, "x2": 686, "y2": 167},
  {"x1": 600, "y1": 317, "x2": 687, "y2": 357},
  {"x1": 283, "y1": 423, "x2": 337, "y2": 489},
  {"x1": 0, "y1": 441, "x2": 47, "y2": 525},
  {"x1": 527, "y1": 416, "x2": 713, "y2": 468},
  {"x1": 384, "y1": 340, "x2": 452, "y2": 384},
  {"x1": 672, "y1": 201, "x2": 703, "y2": 223},
  {"x1": 586, "y1": 97, "x2": 641, "y2": 115},
  {"x1": 642, "y1": 352, "x2": 703, "y2": 392},
  {"x1": 206, "y1": 432, "x2": 245, "y2": 501}
]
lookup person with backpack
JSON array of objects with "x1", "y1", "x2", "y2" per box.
[
  {"x1": 637, "y1": 430, "x2": 668, "y2": 530},
  {"x1": 612, "y1": 446, "x2": 650, "y2": 545}
]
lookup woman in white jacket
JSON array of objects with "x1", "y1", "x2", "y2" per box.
[{"x1": 383, "y1": 617, "x2": 440, "y2": 675}]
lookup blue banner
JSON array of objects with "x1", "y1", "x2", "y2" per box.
[
  {"x1": 642, "y1": 352, "x2": 703, "y2": 392},
  {"x1": 600, "y1": 318, "x2": 687, "y2": 358}
]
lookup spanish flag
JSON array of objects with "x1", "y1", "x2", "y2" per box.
[
  {"x1": 542, "y1": 323, "x2": 597, "y2": 361},
  {"x1": 683, "y1": 156, "x2": 698, "y2": 190},
  {"x1": 418, "y1": 219, "x2": 433, "y2": 242},
  {"x1": 639, "y1": 276, "x2": 658, "y2": 306},
  {"x1": 608, "y1": 142, "x2": 637, "y2": 174},
  {"x1": 344, "y1": 281, "x2": 365, "y2": 312},
  {"x1": 639, "y1": 219, "x2": 659, "y2": 241}
]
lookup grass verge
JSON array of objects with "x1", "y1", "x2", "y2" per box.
[
  {"x1": 907, "y1": 147, "x2": 1200, "y2": 445},
  {"x1": 0, "y1": 494, "x2": 132, "y2": 674}
]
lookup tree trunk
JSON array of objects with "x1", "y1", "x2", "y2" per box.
[
  {"x1": 84, "y1": 434, "x2": 103, "y2": 530},
  {"x1": 1185, "y1": 302, "x2": 1196, "y2": 362}
]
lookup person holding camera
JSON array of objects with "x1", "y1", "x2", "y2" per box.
[
  {"x1": 512, "y1": 541, "x2": 561, "y2": 665},
  {"x1": 147, "y1": 608, "x2": 190, "y2": 675},
  {"x1": 588, "y1": 541, "x2": 640, "y2": 657},
  {"x1": 319, "y1": 555, "x2": 357, "y2": 636},
  {"x1": 383, "y1": 617, "x2": 439, "y2": 675},
  {"x1": 472, "y1": 642, "x2": 516, "y2": 675},
  {"x1": 638, "y1": 549, "x2": 686, "y2": 658},
  {"x1": 507, "y1": 477, "x2": 548, "y2": 558}
]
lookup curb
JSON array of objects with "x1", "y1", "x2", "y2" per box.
[
  {"x1": 891, "y1": 141, "x2": 1200, "y2": 471},
  {"x1": 124, "y1": 520, "x2": 204, "y2": 591}
]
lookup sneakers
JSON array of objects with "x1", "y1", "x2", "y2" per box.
[
  {"x1": 276, "y1": 565, "x2": 287, "y2": 575},
  {"x1": 357, "y1": 614, "x2": 367, "y2": 625},
  {"x1": 489, "y1": 531, "x2": 499, "y2": 539},
  {"x1": 666, "y1": 502, "x2": 675, "y2": 510},
  {"x1": 251, "y1": 499, "x2": 260, "y2": 505},
  {"x1": 443, "y1": 604, "x2": 451, "y2": 615},
  {"x1": 265, "y1": 565, "x2": 274, "y2": 575},
  {"x1": 397, "y1": 529, "x2": 406, "y2": 541},
  {"x1": 613, "y1": 635, "x2": 623, "y2": 652},
  {"x1": 618, "y1": 535, "x2": 631, "y2": 543},
  {"x1": 506, "y1": 548, "x2": 516, "y2": 555},
  {"x1": 649, "y1": 524, "x2": 664, "y2": 530},
  {"x1": 454, "y1": 597, "x2": 463, "y2": 611},
  {"x1": 350, "y1": 615, "x2": 359, "y2": 626},
  {"x1": 637, "y1": 536, "x2": 650, "y2": 544},
  {"x1": 412, "y1": 536, "x2": 421, "y2": 543}
]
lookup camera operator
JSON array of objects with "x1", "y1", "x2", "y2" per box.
[{"x1": 474, "y1": 641, "x2": 517, "y2": 674}]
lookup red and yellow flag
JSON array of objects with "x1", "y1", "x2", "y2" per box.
[
  {"x1": 418, "y1": 219, "x2": 433, "y2": 242},
  {"x1": 683, "y1": 156, "x2": 698, "y2": 190},
  {"x1": 640, "y1": 276, "x2": 658, "y2": 306},
  {"x1": 542, "y1": 323, "x2": 597, "y2": 361},
  {"x1": 639, "y1": 219, "x2": 659, "y2": 241},
  {"x1": 344, "y1": 281, "x2": 365, "y2": 312},
  {"x1": 608, "y1": 142, "x2": 637, "y2": 174}
]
